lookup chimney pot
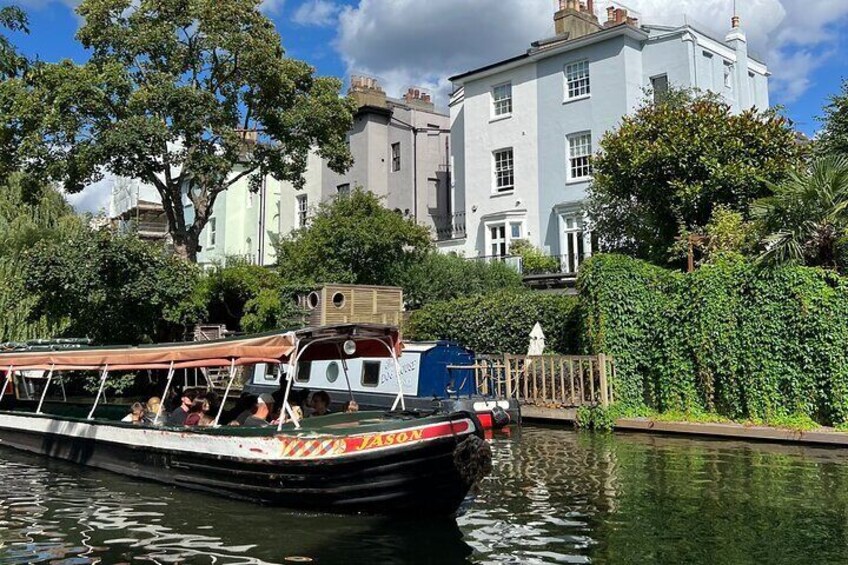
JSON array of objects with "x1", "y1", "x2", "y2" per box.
[{"x1": 606, "y1": 6, "x2": 615, "y2": 21}]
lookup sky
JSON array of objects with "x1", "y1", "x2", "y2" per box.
[{"x1": 3, "y1": 0, "x2": 848, "y2": 212}]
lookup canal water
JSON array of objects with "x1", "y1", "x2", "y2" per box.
[{"x1": 2, "y1": 426, "x2": 848, "y2": 564}]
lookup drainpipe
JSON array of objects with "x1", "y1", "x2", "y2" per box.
[
  {"x1": 413, "y1": 126, "x2": 418, "y2": 221},
  {"x1": 258, "y1": 175, "x2": 267, "y2": 265}
]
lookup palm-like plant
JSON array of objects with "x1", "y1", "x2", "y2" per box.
[{"x1": 754, "y1": 156, "x2": 848, "y2": 268}]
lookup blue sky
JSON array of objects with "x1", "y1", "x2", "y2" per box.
[
  {"x1": 3, "y1": 0, "x2": 847, "y2": 212},
  {"x1": 6, "y1": 0, "x2": 847, "y2": 136}
]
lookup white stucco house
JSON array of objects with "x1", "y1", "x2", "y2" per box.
[{"x1": 443, "y1": 0, "x2": 769, "y2": 274}]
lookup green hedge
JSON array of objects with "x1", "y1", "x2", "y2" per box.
[
  {"x1": 405, "y1": 291, "x2": 579, "y2": 355},
  {"x1": 579, "y1": 254, "x2": 848, "y2": 426}
]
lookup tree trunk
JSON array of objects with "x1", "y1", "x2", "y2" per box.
[{"x1": 171, "y1": 231, "x2": 200, "y2": 263}]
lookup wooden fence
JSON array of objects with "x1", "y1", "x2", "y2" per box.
[{"x1": 472, "y1": 354, "x2": 615, "y2": 408}]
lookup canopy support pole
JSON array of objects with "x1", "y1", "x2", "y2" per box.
[
  {"x1": 336, "y1": 344, "x2": 355, "y2": 403},
  {"x1": 0, "y1": 365, "x2": 13, "y2": 405},
  {"x1": 384, "y1": 338, "x2": 406, "y2": 411},
  {"x1": 279, "y1": 343, "x2": 302, "y2": 431},
  {"x1": 213, "y1": 359, "x2": 236, "y2": 427},
  {"x1": 87, "y1": 365, "x2": 109, "y2": 420},
  {"x1": 154, "y1": 361, "x2": 176, "y2": 425},
  {"x1": 36, "y1": 364, "x2": 55, "y2": 414}
]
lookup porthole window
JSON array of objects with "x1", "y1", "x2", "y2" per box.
[
  {"x1": 332, "y1": 292, "x2": 346, "y2": 309},
  {"x1": 326, "y1": 362, "x2": 339, "y2": 383},
  {"x1": 307, "y1": 292, "x2": 320, "y2": 310}
]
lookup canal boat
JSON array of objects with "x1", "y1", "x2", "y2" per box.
[
  {"x1": 244, "y1": 340, "x2": 520, "y2": 430},
  {"x1": 0, "y1": 324, "x2": 492, "y2": 516}
]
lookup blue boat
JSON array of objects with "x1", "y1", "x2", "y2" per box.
[{"x1": 244, "y1": 341, "x2": 520, "y2": 429}]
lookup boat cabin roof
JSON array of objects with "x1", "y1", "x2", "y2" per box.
[{"x1": 0, "y1": 324, "x2": 401, "y2": 371}]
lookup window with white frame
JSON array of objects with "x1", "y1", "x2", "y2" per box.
[
  {"x1": 207, "y1": 217, "x2": 217, "y2": 248},
  {"x1": 565, "y1": 60, "x2": 590, "y2": 99},
  {"x1": 568, "y1": 133, "x2": 593, "y2": 181},
  {"x1": 492, "y1": 83, "x2": 512, "y2": 117},
  {"x1": 487, "y1": 221, "x2": 523, "y2": 258},
  {"x1": 493, "y1": 148, "x2": 514, "y2": 192},
  {"x1": 337, "y1": 183, "x2": 350, "y2": 197},
  {"x1": 391, "y1": 142, "x2": 401, "y2": 172},
  {"x1": 296, "y1": 194, "x2": 308, "y2": 228},
  {"x1": 724, "y1": 61, "x2": 733, "y2": 89}
]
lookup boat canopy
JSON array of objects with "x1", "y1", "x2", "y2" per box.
[{"x1": 0, "y1": 324, "x2": 401, "y2": 371}]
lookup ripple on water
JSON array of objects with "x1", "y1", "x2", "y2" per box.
[{"x1": 3, "y1": 427, "x2": 848, "y2": 564}]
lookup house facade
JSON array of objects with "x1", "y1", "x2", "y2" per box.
[
  {"x1": 445, "y1": 0, "x2": 769, "y2": 273},
  {"x1": 188, "y1": 77, "x2": 453, "y2": 267}
]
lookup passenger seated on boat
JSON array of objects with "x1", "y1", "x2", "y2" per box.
[
  {"x1": 184, "y1": 395, "x2": 205, "y2": 426},
  {"x1": 310, "y1": 391, "x2": 332, "y2": 417},
  {"x1": 197, "y1": 391, "x2": 218, "y2": 427},
  {"x1": 343, "y1": 400, "x2": 359, "y2": 413},
  {"x1": 121, "y1": 402, "x2": 145, "y2": 424},
  {"x1": 143, "y1": 397, "x2": 161, "y2": 424},
  {"x1": 167, "y1": 388, "x2": 198, "y2": 427},
  {"x1": 228, "y1": 393, "x2": 258, "y2": 426},
  {"x1": 242, "y1": 393, "x2": 274, "y2": 427}
]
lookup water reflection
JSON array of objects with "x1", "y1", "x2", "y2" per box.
[{"x1": 3, "y1": 427, "x2": 848, "y2": 564}]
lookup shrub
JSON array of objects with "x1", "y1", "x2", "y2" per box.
[
  {"x1": 196, "y1": 258, "x2": 309, "y2": 332},
  {"x1": 509, "y1": 239, "x2": 559, "y2": 275},
  {"x1": 397, "y1": 253, "x2": 523, "y2": 309},
  {"x1": 406, "y1": 290, "x2": 579, "y2": 354},
  {"x1": 22, "y1": 230, "x2": 202, "y2": 345}
]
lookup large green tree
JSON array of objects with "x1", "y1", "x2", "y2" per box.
[
  {"x1": 0, "y1": 175, "x2": 82, "y2": 343},
  {"x1": 1, "y1": 0, "x2": 356, "y2": 261},
  {"x1": 274, "y1": 188, "x2": 432, "y2": 285},
  {"x1": 588, "y1": 89, "x2": 803, "y2": 264},
  {"x1": 818, "y1": 79, "x2": 848, "y2": 158}
]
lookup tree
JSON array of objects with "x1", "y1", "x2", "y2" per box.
[
  {"x1": 1, "y1": 0, "x2": 356, "y2": 261},
  {"x1": 588, "y1": 89, "x2": 803, "y2": 264},
  {"x1": 754, "y1": 156, "x2": 848, "y2": 269},
  {"x1": 274, "y1": 188, "x2": 432, "y2": 285},
  {"x1": 0, "y1": 175, "x2": 82, "y2": 343},
  {"x1": 818, "y1": 79, "x2": 848, "y2": 158},
  {"x1": 195, "y1": 257, "x2": 308, "y2": 331},
  {"x1": 22, "y1": 229, "x2": 203, "y2": 344},
  {"x1": 0, "y1": 6, "x2": 28, "y2": 80}
]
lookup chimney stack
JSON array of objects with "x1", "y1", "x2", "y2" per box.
[
  {"x1": 554, "y1": 0, "x2": 602, "y2": 39},
  {"x1": 604, "y1": 5, "x2": 639, "y2": 28},
  {"x1": 403, "y1": 87, "x2": 435, "y2": 110},
  {"x1": 348, "y1": 75, "x2": 387, "y2": 109}
]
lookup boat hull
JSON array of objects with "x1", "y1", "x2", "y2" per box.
[{"x1": 0, "y1": 411, "x2": 491, "y2": 516}]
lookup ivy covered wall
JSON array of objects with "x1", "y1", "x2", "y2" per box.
[{"x1": 579, "y1": 254, "x2": 848, "y2": 426}]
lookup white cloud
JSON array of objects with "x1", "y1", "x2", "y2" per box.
[
  {"x1": 293, "y1": 0, "x2": 336, "y2": 26},
  {"x1": 260, "y1": 0, "x2": 286, "y2": 15},
  {"x1": 336, "y1": 0, "x2": 848, "y2": 106}
]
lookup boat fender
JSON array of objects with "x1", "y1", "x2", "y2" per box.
[
  {"x1": 452, "y1": 434, "x2": 492, "y2": 486},
  {"x1": 491, "y1": 406, "x2": 510, "y2": 428}
]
